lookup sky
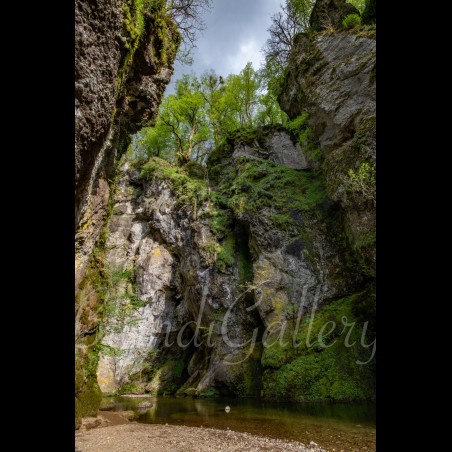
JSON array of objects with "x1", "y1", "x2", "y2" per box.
[{"x1": 165, "y1": 0, "x2": 283, "y2": 94}]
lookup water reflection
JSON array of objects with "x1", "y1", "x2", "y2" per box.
[{"x1": 103, "y1": 395, "x2": 376, "y2": 451}]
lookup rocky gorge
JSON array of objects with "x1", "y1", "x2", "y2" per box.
[
  {"x1": 75, "y1": 0, "x2": 180, "y2": 426},
  {"x1": 75, "y1": 0, "x2": 376, "y2": 432}
]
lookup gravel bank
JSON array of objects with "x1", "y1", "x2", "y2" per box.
[{"x1": 75, "y1": 422, "x2": 327, "y2": 452}]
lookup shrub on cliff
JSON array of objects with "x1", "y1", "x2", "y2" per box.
[{"x1": 342, "y1": 13, "x2": 361, "y2": 29}]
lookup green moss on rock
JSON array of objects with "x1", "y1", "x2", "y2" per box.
[
  {"x1": 215, "y1": 235, "x2": 236, "y2": 272},
  {"x1": 75, "y1": 346, "x2": 102, "y2": 428},
  {"x1": 141, "y1": 157, "x2": 211, "y2": 208},
  {"x1": 262, "y1": 294, "x2": 375, "y2": 402}
]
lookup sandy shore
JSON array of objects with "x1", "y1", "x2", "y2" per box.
[{"x1": 75, "y1": 413, "x2": 326, "y2": 452}]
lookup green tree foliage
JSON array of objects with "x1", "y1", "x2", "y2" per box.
[
  {"x1": 263, "y1": 0, "x2": 315, "y2": 67},
  {"x1": 223, "y1": 63, "x2": 261, "y2": 129},
  {"x1": 132, "y1": 125, "x2": 173, "y2": 161},
  {"x1": 290, "y1": 0, "x2": 316, "y2": 29},
  {"x1": 346, "y1": 0, "x2": 365, "y2": 14},
  {"x1": 138, "y1": 63, "x2": 287, "y2": 164},
  {"x1": 255, "y1": 91, "x2": 288, "y2": 127},
  {"x1": 199, "y1": 71, "x2": 227, "y2": 143},
  {"x1": 262, "y1": 0, "x2": 315, "y2": 97},
  {"x1": 161, "y1": 75, "x2": 212, "y2": 165}
]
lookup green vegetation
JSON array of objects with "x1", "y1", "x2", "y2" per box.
[
  {"x1": 75, "y1": 176, "x2": 120, "y2": 427},
  {"x1": 346, "y1": 0, "x2": 365, "y2": 14},
  {"x1": 345, "y1": 162, "x2": 376, "y2": 205},
  {"x1": 361, "y1": 0, "x2": 376, "y2": 24},
  {"x1": 144, "y1": 356, "x2": 190, "y2": 395},
  {"x1": 237, "y1": 226, "x2": 254, "y2": 286},
  {"x1": 217, "y1": 156, "x2": 326, "y2": 227},
  {"x1": 116, "y1": 0, "x2": 181, "y2": 99},
  {"x1": 75, "y1": 345, "x2": 103, "y2": 428},
  {"x1": 132, "y1": 64, "x2": 288, "y2": 164},
  {"x1": 100, "y1": 265, "x2": 148, "y2": 336},
  {"x1": 323, "y1": 115, "x2": 376, "y2": 206},
  {"x1": 215, "y1": 235, "x2": 236, "y2": 272},
  {"x1": 263, "y1": 0, "x2": 315, "y2": 77},
  {"x1": 141, "y1": 157, "x2": 210, "y2": 208},
  {"x1": 262, "y1": 294, "x2": 376, "y2": 402},
  {"x1": 116, "y1": 383, "x2": 141, "y2": 395},
  {"x1": 285, "y1": 113, "x2": 321, "y2": 162},
  {"x1": 342, "y1": 13, "x2": 362, "y2": 29},
  {"x1": 198, "y1": 387, "x2": 221, "y2": 398}
]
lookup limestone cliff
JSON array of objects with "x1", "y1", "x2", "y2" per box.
[
  {"x1": 96, "y1": 124, "x2": 374, "y2": 401},
  {"x1": 76, "y1": 0, "x2": 376, "y2": 421},
  {"x1": 75, "y1": 0, "x2": 180, "y2": 427},
  {"x1": 279, "y1": 22, "x2": 376, "y2": 277}
]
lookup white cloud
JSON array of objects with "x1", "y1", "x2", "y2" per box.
[
  {"x1": 227, "y1": 37, "x2": 263, "y2": 74},
  {"x1": 165, "y1": 0, "x2": 283, "y2": 93}
]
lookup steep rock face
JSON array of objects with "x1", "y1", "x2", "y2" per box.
[
  {"x1": 97, "y1": 162, "x2": 263, "y2": 397},
  {"x1": 279, "y1": 28, "x2": 376, "y2": 276},
  {"x1": 75, "y1": 0, "x2": 180, "y2": 291},
  {"x1": 98, "y1": 127, "x2": 370, "y2": 400},
  {"x1": 263, "y1": 12, "x2": 377, "y2": 401},
  {"x1": 96, "y1": 167, "x2": 179, "y2": 392},
  {"x1": 75, "y1": 0, "x2": 179, "y2": 427},
  {"x1": 310, "y1": 0, "x2": 358, "y2": 31},
  {"x1": 231, "y1": 128, "x2": 311, "y2": 170}
]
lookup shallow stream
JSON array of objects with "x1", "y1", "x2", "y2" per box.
[{"x1": 102, "y1": 395, "x2": 376, "y2": 451}]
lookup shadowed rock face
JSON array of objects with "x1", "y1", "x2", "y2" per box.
[
  {"x1": 96, "y1": 125, "x2": 361, "y2": 397},
  {"x1": 75, "y1": 0, "x2": 123, "y2": 227},
  {"x1": 75, "y1": 0, "x2": 179, "y2": 427},
  {"x1": 231, "y1": 129, "x2": 312, "y2": 170},
  {"x1": 75, "y1": 0, "x2": 179, "y2": 290},
  {"x1": 279, "y1": 28, "x2": 376, "y2": 276}
]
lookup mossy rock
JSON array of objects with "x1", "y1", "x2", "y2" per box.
[
  {"x1": 75, "y1": 343, "x2": 103, "y2": 427},
  {"x1": 184, "y1": 160, "x2": 207, "y2": 179},
  {"x1": 310, "y1": 0, "x2": 359, "y2": 31},
  {"x1": 75, "y1": 377, "x2": 102, "y2": 429},
  {"x1": 217, "y1": 344, "x2": 263, "y2": 397},
  {"x1": 261, "y1": 294, "x2": 375, "y2": 402}
]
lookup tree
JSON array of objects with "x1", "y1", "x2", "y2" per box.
[
  {"x1": 261, "y1": 0, "x2": 315, "y2": 99},
  {"x1": 256, "y1": 91, "x2": 288, "y2": 127},
  {"x1": 290, "y1": 0, "x2": 316, "y2": 28},
  {"x1": 223, "y1": 63, "x2": 262, "y2": 130},
  {"x1": 199, "y1": 71, "x2": 228, "y2": 143},
  {"x1": 132, "y1": 126, "x2": 174, "y2": 160},
  {"x1": 263, "y1": 0, "x2": 315, "y2": 70},
  {"x1": 165, "y1": 0, "x2": 212, "y2": 50},
  {"x1": 148, "y1": 75, "x2": 211, "y2": 165},
  {"x1": 138, "y1": 64, "x2": 288, "y2": 166}
]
